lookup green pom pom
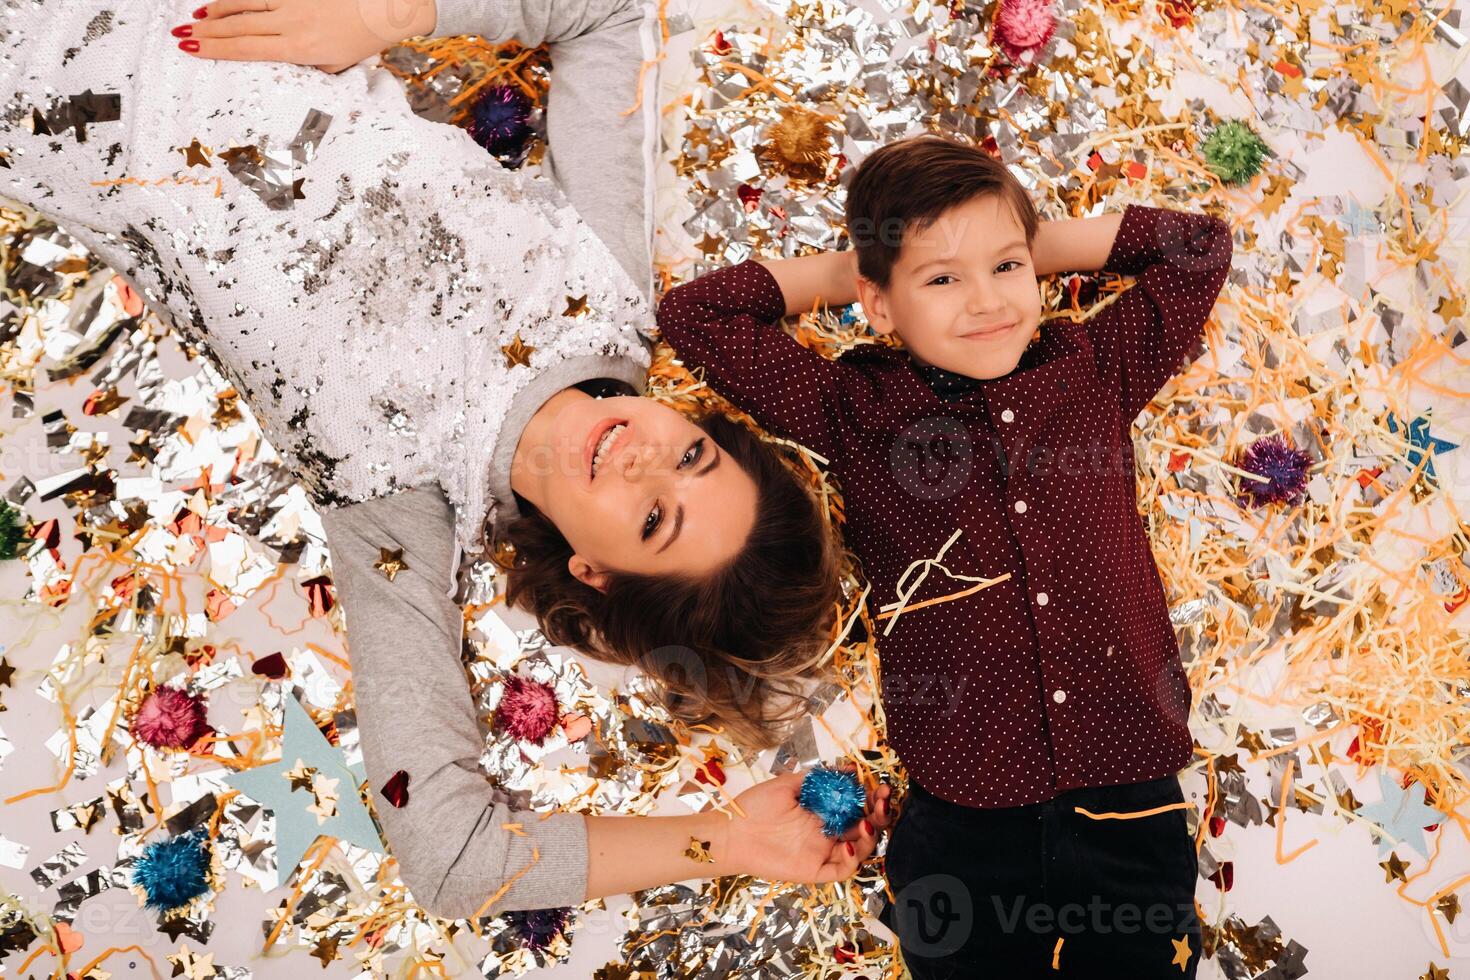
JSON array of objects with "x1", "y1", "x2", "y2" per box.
[
  {"x1": 1201, "y1": 120, "x2": 1271, "y2": 186},
  {"x1": 0, "y1": 501, "x2": 24, "y2": 561}
]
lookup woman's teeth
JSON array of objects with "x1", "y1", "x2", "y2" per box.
[{"x1": 591, "y1": 424, "x2": 626, "y2": 477}]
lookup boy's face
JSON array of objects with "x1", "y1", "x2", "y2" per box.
[{"x1": 856, "y1": 193, "x2": 1042, "y2": 381}]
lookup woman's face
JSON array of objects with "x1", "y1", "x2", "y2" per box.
[{"x1": 510, "y1": 392, "x2": 758, "y2": 589}]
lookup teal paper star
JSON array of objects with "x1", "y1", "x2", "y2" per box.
[
  {"x1": 224, "y1": 694, "x2": 382, "y2": 883},
  {"x1": 1385, "y1": 411, "x2": 1459, "y2": 485},
  {"x1": 1354, "y1": 768, "x2": 1444, "y2": 859}
]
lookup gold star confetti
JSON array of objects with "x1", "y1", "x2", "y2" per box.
[
  {"x1": 218, "y1": 144, "x2": 262, "y2": 167},
  {"x1": 1170, "y1": 934, "x2": 1192, "y2": 970},
  {"x1": 501, "y1": 332, "x2": 536, "y2": 369},
  {"x1": 126, "y1": 434, "x2": 157, "y2": 465},
  {"x1": 1436, "y1": 892, "x2": 1460, "y2": 923},
  {"x1": 684, "y1": 837, "x2": 715, "y2": 863},
  {"x1": 285, "y1": 758, "x2": 319, "y2": 793},
  {"x1": 562, "y1": 293, "x2": 590, "y2": 318},
  {"x1": 1420, "y1": 965, "x2": 1450, "y2": 980},
  {"x1": 373, "y1": 546, "x2": 408, "y2": 581},
  {"x1": 306, "y1": 772, "x2": 341, "y2": 823},
  {"x1": 167, "y1": 944, "x2": 217, "y2": 980},
  {"x1": 212, "y1": 389, "x2": 242, "y2": 428},
  {"x1": 177, "y1": 138, "x2": 212, "y2": 168},
  {"x1": 694, "y1": 231, "x2": 724, "y2": 258},
  {"x1": 311, "y1": 934, "x2": 340, "y2": 968},
  {"x1": 0, "y1": 656, "x2": 16, "y2": 687},
  {"x1": 1380, "y1": 852, "x2": 1409, "y2": 882}
]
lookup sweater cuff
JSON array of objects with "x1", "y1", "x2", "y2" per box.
[
  {"x1": 496, "y1": 808, "x2": 590, "y2": 911},
  {"x1": 428, "y1": 0, "x2": 507, "y2": 40},
  {"x1": 437, "y1": 808, "x2": 589, "y2": 915}
]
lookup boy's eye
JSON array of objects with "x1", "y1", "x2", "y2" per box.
[
  {"x1": 927, "y1": 275, "x2": 955, "y2": 286},
  {"x1": 996, "y1": 260, "x2": 1022, "y2": 273},
  {"x1": 643, "y1": 502, "x2": 662, "y2": 540}
]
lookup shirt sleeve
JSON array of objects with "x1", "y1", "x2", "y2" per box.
[
  {"x1": 1082, "y1": 204, "x2": 1234, "y2": 425},
  {"x1": 318, "y1": 487, "x2": 588, "y2": 918},
  {"x1": 655, "y1": 260, "x2": 845, "y2": 460}
]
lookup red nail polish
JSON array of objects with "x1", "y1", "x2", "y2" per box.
[
  {"x1": 192, "y1": 5, "x2": 209, "y2": 17},
  {"x1": 862, "y1": 819, "x2": 873, "y2": 835},
  {"x1": 170, "y1": 25, "x2": 192, "y2": 37},
  {"x1": 179, "y1": 39, "x2": 200, "y2": 52},
  {"x1": 845, "y1": 841, "x2": 855, "y2": 856}
]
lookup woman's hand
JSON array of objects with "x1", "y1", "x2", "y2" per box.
[
  {"x1": 174, "y1": 0, "x2": 438, "y2": 73},
  {"x1": 727, "y1": 766, "x2": 895, "y2": 884}
]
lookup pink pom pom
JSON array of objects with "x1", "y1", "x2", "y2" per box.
[
  {"x1": 994, "y1": 0, "x2": 1056, "y2": 64},
  {"x1": 494, "y1": 675, "x2": 561, "y2": 746},
  {"x1": 133, "y1": 686, "x2": 210, "y2": 750}
]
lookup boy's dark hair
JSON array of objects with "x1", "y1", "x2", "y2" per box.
[
  {"x1": 845, "y1": 133, "x2": 1040, "y2": 289},
  {"x1": 500, "y1": 411, "x2": 842, "y2": 752}
]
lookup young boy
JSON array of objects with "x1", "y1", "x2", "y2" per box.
[{"x1": 656, "y1": 133, "x2": 1232, "y2": 978}]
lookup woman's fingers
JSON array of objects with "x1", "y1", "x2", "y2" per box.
[
  {"x1": 195, "y1": 0, "x2": 277, "y2": 19},
  {"x1": 186, "y1": 10, "x2": 281, "y2": 39},
  {"x1": 812, "y1": 836, "x2": 863, "y2": 883},
  {"x1": 180, "y1": 34, "x2": 291, "y2": 62},
  {"x1": 871, "y1": 783, "x2": 894, "y2": 828}
]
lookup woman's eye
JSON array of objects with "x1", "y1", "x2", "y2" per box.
[
  {"x1": 643, "y1": 440, "x2": 704, "y2": 541},
  {"x1": 927, "y1": 275, "x2": 954, "y2": 286},
  {"x1": 680, "y1": 438, "x2": 706, "y2": 468},
  {"x1": 996, "y1": 261, "x2": 1021, "y2": 273}
]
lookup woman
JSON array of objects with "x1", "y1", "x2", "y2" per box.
[{"x1": 0, "y1": 0, "x2": 892, "y2": 918}]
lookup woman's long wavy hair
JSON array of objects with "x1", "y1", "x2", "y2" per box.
[{"x1": 497, "y1": 411, "x2": 843, "y2": 752}]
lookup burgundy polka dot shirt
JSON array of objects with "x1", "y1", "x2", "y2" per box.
[{"x1": 657, "y1": 204, "x2": 1234, "y2": 808}]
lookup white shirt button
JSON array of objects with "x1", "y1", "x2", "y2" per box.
[
  {"x1": 1036, "y1": 591, "x2": 1049, "y2": 605},
  {"x1": 1001, "y1": 409, "x2": 1015, "y2": 423},
  {"x1": 1014, "y1": 499, "x2": 1027, "y2": 513},
  {"x1": 1053, "y1": 689, "x2": 1066, "y2": 703}
]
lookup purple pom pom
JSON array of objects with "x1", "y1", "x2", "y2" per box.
[
  {"x1": 503, "y1": 906, "x2": 572, "y2": 952},
  {"x1": 469, "y1": 85, "x2": 533, "y2": 158},
  {"x1": 1234, "y1": 435, "x2": 1311, "y2": 508}
]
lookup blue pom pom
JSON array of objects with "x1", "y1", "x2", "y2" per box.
[
  {"x1": 132, "y1": 827, "x2": 211, "y2": 911},
  {"x1": 798, "y1": 764, "x2": 866, "y2": 838}
]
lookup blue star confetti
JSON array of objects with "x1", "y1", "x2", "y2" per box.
[
  {"x1": 1385, "y1": 410, "x2": 1459, "y2": 486},
  {"x1": 224, "y1": 694, "x2": 383, "y2": 884},
  {"x1": 1354, "y1": 768, "x2": 1445, "y2": 859}
]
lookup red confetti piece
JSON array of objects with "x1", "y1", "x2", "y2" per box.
[
  {"x1": 302, "y1": 575, "x2": 335, "y2": 617},
  {"x1": 204, "y1": 588, "x2": 235, "y2": 622},
  {"x1": 694, "y1": 758, "x2": 726, "y2": 786},
  {"x1": 110, "y1": 274, "x2": 143, "y2": 317},
  {"x1": 251, "y1": 652, "x2": 288, "y2": 679},
  {"x1": 1207, "y1": 861, "x2": 1233, "y2": 891},
  {"x1": 383, "y1": 770, "x2": 410, "y2": 808},
  {"x1": 737, "y1": 183, "x2": 763, "y2": 213}
]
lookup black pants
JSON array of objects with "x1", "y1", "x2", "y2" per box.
[{"x1": 878, "y1": 775, "x2": 1202, "y2": 979}]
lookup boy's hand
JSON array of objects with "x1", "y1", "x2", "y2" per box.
[
  {"x1": 177, "y1": 0, "x2": 437, "y2": 72},
  {"x1": 727, "y1": 765, "x2": 895, "y2": 884}
]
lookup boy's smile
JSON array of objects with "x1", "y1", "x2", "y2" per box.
[{"x1": 856, "y1": 193, "x2": 1043, "y2": 381}]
